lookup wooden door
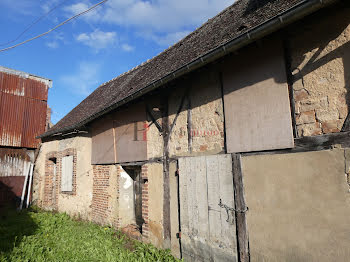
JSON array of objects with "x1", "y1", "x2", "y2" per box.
[
  {"x1": 178, "y1": 155, "x2": 237, "y2": 262},
  {"x1": 133, "y1": 169, "x2": 144, "y2": 231}
]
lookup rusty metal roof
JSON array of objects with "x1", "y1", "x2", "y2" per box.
[{"x1": 0, "y1": 67, "x2": 50, "y2": 148}]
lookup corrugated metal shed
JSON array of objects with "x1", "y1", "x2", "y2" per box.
[
  {"x1": 0, "y1": 148, "x2": 31, "y2": 177},
  {"x1": 0, "y1": 66, "x2": 51, "y2": 148}
]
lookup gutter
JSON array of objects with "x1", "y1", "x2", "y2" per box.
[{"x1": 40, "y1": 0, "x2": 338, "y2": 138}]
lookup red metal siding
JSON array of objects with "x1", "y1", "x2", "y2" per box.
[
  {"x1": 24, "y1": 77, "x2": 48, "y2": 101},
  {"x1": 0, "y1": 72, "x2": 49, "y2": 148}
]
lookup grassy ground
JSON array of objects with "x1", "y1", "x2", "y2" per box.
[{"x1": 0, "y1": 207, "x2": 179, "y2": 262}]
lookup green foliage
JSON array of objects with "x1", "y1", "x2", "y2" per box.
[{"x1": 0, "y1": 208, "x2": 181, "y2": 262}]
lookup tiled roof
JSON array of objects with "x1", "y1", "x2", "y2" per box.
[{"x1": 42, "y1": 0, "x2": 310, "y2": 137}]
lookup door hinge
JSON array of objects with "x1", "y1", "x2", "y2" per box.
[
  {"x1": 176, "y1": 232, "x2": 181, "y2": 239},
  {"x1": 175, "y1": 169, "x2": 179, "y2": 177}
]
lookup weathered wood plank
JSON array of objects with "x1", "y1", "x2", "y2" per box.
[
  {"x1": 232, "y1": 153, "x2": 249, "y2": 262},
  {"x1": 206, "y1": 155, "x2": 222, "y2": 241},
  {"x1": 178, "y1": 158, "x2": 189, "y2": 236},
  {"x1": 295, "y1": 131, "x2": 350, "y2": 150},
  {"x1": 162, "y1": 95, "x2": 171, "y2": 245},
  {"x1": 187, "y1": 96, "x2": 192, "y2": 153},
  {"x1": 188, "y1": 157, "x2": 198, "y2": 237},
  {"x1": 218, "y1": 154, "x2": 236, "y2": 252},
  {"x1": 242, "y1": 131, "x2": 350, "y2": 157},
  {"x1": 196, "y1": 156, "x2": 209, "y2": 240},
  {"x1": 179, "y1": 155, "x2": 238, "y2": 261}
]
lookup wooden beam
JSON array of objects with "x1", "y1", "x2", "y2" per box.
[
  {"x1": 162, "y1": 95, "x2": 171, "y2": 247},
  {"x1": 232, "y1": 153, "x2": 249, "y2": 262},
  {"x1": 187, "y1": 95, "x2": 192, "y2": 153},
  {"x1": 242, "y1": 131, "x2": 350, "y2": 157},
  {"x1": 146, "y1": 105, "x2": 162, "y2": 133},
  {"x1": 282, "y1": 35, "x2": 298, "y2": 138},
  {"x1": 169, "y1": 91, "x2": 187, "y2": 138},
  {"x1": 295, "y1": 131, "x2": 350, "y2": 150},
  {"x1": 341, "y1": 114, "x2": 350, "y2": 132},
  {"x1": 219, "y1": 72, "x2": 227, "y2": 153}
]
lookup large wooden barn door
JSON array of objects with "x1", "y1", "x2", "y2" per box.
[{"x1": 178, "y1": 155, "x2": 237, "y2": 261}]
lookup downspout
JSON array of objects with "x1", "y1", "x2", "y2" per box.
[{"x1": 40, "y1": 0, "x2": 338, "y2": 138}]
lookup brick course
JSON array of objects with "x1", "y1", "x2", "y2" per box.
[
  {"x1": 141, "y1": 164, "x2": 149, "y2": 238},
  {"x1": 42, "y1": 148, "x2": 77, "y2": 210},
  {"x1": 92, "y1": 165, "x2": 111, "y2": 225}
]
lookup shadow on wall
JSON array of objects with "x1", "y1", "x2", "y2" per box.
[
  {"x1": 288, "y1": 2, "x2": 350, "y2": 131},
  {"x1": 0, "y1": 186, "x2": 37, "y2": 255}
]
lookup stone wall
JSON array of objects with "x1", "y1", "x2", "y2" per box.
[
  {"x1": 146, "y1": 67, "x2": 225, "y2": 160},
  {"x1": 168, "y1": 70, "x2": 224, "y2": 156},
  {"x1": 33, "y1": 136, "x2": 93, "y2": 220},
  {"x1": 289, "y1": 6, "x2": 350, "y2": 136}
]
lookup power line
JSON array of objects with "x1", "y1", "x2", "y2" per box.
[
  {"x1": 0, "y1": 0, "x2": 108, "y2": 53},
  {"x1": 0, "y1": 0, "x2": 71, "y2": 46}
]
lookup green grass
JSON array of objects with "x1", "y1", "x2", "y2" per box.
[{"x1": 0, "y1": 207, "x2": 180, "y2": 262}]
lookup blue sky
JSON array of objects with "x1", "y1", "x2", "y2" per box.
[{"x1": 0, "y1": 0, "x2": 232, "y2": 124}]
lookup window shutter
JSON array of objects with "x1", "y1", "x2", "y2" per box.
[{"x1": 61, "y1": 155, "x2": 73, "y2": 191}]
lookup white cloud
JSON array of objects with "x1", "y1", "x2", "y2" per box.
[
  {"x1": 46, "y1": 32, "x2": 66, "y2": 49},
  {"x1": 0, "y1": 0, "x2": 36, "y2": 16},
  {"x1": 63, "y1": 1, "x2": 102, "y2": 22},
  {"x1": 121, "y1": 43, "x2": 134, "y2": 52},
  {"x1": 76, "y1": 29, "x2": 117, "y2": 50},
  {"x1": 41, "y1": 0, "x2": 60, "y2": 13},
  {"x1": 60, "y1": 61, "x2": 101, "y2": 96},
  {"x1": 46, "y1": 41, "x2": 59, "y2": 49},
  {"x1": 64, "y1": 0, "x2": 233, "y2": 46}
]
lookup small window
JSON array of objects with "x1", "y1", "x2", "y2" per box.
[{"x1": 61, "y1": 155, "x2": 73, "y2": 192}]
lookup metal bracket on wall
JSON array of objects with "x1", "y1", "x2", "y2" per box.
[{"x1": 218, "y1": 198, "x2": 249, "y2": 224}]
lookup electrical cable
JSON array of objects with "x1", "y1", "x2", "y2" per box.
[
  {"x1": 0, "y1": 0, "x2": 71, "y2": 46},
  {"x1": 0, "y1": 0, "x2": 108, "y2": 52}
]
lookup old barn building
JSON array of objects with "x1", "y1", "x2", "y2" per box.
[
  {"x1": 34, "y1": 0, "x2": 350, "y2": 261},
  {"x1": 0, "y1": 66, "x2": 51, "y2": 207}
]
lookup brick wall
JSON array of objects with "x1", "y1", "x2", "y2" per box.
[
  {"x1": 42, "y1": 148, "x2": 77, "y2": 210},
  {"x1": 42, "y1": 151, "x2": 151, "y2": 239},
  {"x1": 43, "y1": 151, "x2": 57, "y2": 209},
  {"x1": 92, "y1": 165, "x2": 111, "y2": 225},
  {"x1": 141, "y1": 164, "x2": 149, "y2": 238},
  {"x1": 113, "y1": 165, "x2": 121, "y2": 229}
]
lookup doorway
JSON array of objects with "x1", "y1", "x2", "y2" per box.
[{"x1": 121, "y1": 166, "x2": 144, "y2": 233}]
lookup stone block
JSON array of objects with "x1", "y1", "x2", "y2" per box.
[
  {"x1": 294, "y1": 89, "x2": 309, "y2": 101},
  {"x1": 297, "y1": 122, "x2": 322, "y2": 137},
  {"x1": 315, "y1": 109, "x2": 339, "y2": 122},
  {"x1": 321, "y1": 120, "x2": 341, "y2": 133},
  {"x1": 299, "y1": 97, "x2": 328, "y2": 112},
  {"x1": 338, "y1": 106, "x2": 348, "y2": 119},
  {"x1": 292, "y1": 78, "x2": 304, "y2": 91},
  {"x1": 295, "y1": 110, "x2": 316, "y2": 125}
]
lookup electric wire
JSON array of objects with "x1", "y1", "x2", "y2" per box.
[
  {"x1": 0, "y1": 0, "x2": 71, "y2": 46},
  {"x1": 0, "y1": 0, "x2": 108, "y2": 52}
]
